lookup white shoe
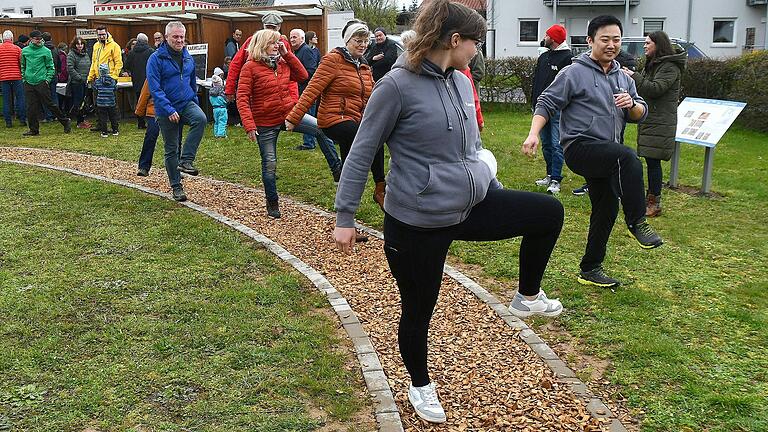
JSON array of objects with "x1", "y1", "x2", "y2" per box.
[
  {"x1": 508, "y1": 290, "x2": 563, "y2": 318},
  {"x1": 535, "y1": 175, "x2": 551, "y2": 187},
  {"x1": 547, "y1": 180, "x2": 561, "y2": 194},
  {"x1": 408, "y1": 382, "x2": 446, "y2": 423}
]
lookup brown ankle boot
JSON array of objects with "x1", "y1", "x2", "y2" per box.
[
  {"x1": 373, "y1": 181, "x2": 386, "y2": 211},
  {"x1": 646, "y1": 193, "x2": 661, "y2": 217}
]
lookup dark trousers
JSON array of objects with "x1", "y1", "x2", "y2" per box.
[
  {"x1": 383, "y1": 188, "x2": 563, "y2": 386},
  {"x1": 97, "y1": 105, "x2": 119, "y2": 133},
  {"x1": 323, "y1": 120, "x2": 385, "y2": 183},
  {"x1": 135, "y1": 88, "x2": 145, "y2": 128},
  {"x1": 24, "y1": 82, "x2": 67, "y2": 134},
  {"x1": 69, "y1": 82, "x2": 86, "y2": 123},
  {"x1": 564, "y1": 139, "x2": 646, "y2": 272},
  {"x1": 645, "y1": 157, "x2": 662, "y2": 196}
]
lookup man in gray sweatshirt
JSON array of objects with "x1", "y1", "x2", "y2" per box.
[{"x1": 523, "y1": 15, "x2": 663, "y2": 288}]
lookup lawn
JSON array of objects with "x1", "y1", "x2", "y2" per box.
[
  {"x1": 0, "y1": 164, "x2": 371, "y2": 431},
  {"x1": 2, "y1": 108, "x2": 767, "y2": 432}
]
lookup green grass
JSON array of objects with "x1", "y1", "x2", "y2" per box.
[
  {"x1": 0, "y1": 164, "x2": 368, "y2": 431},
  {"x1": 2, "y1": 109, "x2": 767, "y2": 432}
]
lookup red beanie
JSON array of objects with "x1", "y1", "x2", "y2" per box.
[{"x1": 546, "y1": 25, "x2": 567, "y2": 44}]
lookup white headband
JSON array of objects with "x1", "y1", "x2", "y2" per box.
[{"x1": 344, "y1": 23, "x2": 369, "y2": 44}]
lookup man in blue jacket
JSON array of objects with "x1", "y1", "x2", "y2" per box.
[
  {"x1": 522, "y1": 15, "x2": 662, "y2": 288},
  {"x1": 146, "y1": 21, "x2": 206, "y2": 202}
]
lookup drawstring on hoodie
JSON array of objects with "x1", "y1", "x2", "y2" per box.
[{"x1": 434, "y1": 79, "x2": 453, "y2": 131}]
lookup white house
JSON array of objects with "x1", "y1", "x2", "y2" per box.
[
  {"x1": 1, "y1": 0, "x2": 94, "y2": 18},
  {"x1": 485, "y1": 0, "x2": 768, "y2": 59}
]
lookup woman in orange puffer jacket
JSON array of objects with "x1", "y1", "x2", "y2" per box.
[
  {"x1": 237, "y1": 29, "x2": 335, "y2": 219},
  {"x1": 285, "y1": 21, "x2": 386, "y2": 211}
]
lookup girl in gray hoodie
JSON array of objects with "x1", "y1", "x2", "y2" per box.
[{"x1": 333, "y1": 0, "x2": 565, "y2": 424}]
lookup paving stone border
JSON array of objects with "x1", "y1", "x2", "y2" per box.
[{"x1": 2, "y1": 152, "x2": 628, "y2": 431}]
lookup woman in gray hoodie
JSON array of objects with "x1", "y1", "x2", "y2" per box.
[
  {"x1": 333, "y1": 0, "x2": 565, "y2": 424},
  {"x1": 67, "y1": 36, "x2": 91, "y2": 128}
]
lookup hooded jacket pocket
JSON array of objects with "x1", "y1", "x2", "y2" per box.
[
  {"x1": 416, "y1": 162, "x2": 474, "y2": 214},
  {"x1": 583, "y1": 115, "x2": 615, "y2": 140}
]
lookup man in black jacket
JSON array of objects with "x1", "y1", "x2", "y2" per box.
[
  {"x1": 364, "y1": 27, "x2": 398, "y2": 81},
  {"x1": 530, "y1": 24, "x2": 572, "y2": 195},
  {"x1": 125, "y1": 33, "x2": 154, "y2": 129}
]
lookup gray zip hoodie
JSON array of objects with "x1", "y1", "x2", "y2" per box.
[
  {"x1": 335, "y1": 55, "x2": 501, "y2": 229},
  {"x1": 534, "y1": 52, "x2": 648, "y2": 151}
]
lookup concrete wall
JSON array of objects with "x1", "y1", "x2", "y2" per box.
[
  {"x1": 1, "y1": 0, "x2": 94, "y2": 18},
  {"x1": 488, "y1": 0, "x2": 768, "y2": 58}
]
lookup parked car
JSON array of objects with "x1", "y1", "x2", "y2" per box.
[
  {"x1": 570, "y1": 37, "x2": 707, "y2": 60},
  {"x1": 620, "y1": 36, "x2": 707, "y2": 60}
]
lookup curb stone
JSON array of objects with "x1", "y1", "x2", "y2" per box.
[
  {"x1": 0, "y1": 157, "x2": 405, "y2": 432},
  {"x1": 1, "y1": 149, "x2": 629, "y2": 430}
]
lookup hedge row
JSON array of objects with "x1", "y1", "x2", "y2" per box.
[{"x1": 482, "y1": 50, "x2": 768, "y2": 132}]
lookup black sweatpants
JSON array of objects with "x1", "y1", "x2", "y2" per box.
[
  {"x1": 323, "y1": 120, "x2": 385, "y2": 183},
  {"x1": 383, "y1": 188, "x2": 563, "y2": 386},
  {"x1": 24, "y1": 82, "x2": 68, "y2": 134},
  {"x1": 564, "y1": 139, "x2": 646, "y2": 273},
  {"x1": 97, "y1": 106, "x2": 119, "y2": 133}
]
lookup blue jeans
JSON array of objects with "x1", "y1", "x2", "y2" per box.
[
  {"x1": 539, "y1": 110, "x2": 564, "y2": 182},
  {"x1": 69, "y1": 82, "x2": 86, "y2": 123},
  {"x1": 213, "y1": 107, "x2": 228, "y2": 137},
  {"x1": 256, "y1": 114, "x2": 340, "y2": 201},
  {"x1": 156, "y1": 101, "x2": 207, "y2": 188},
  {"x1": 1, "y1": 80, "x2": 26, "y2": 124},
  {"x1": 301, "y1": 102, "x2": 319, "y2": 148},
  {"x1": 296, "y1": 113, "x2": 341, "y2": 174},
  {"x1": 138, "y1": 117, "x2": 160, "y2": 170}
]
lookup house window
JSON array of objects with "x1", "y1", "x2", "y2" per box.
[
  {"x1": 21, "y1": 7, "x2": 33, "y2": 16},
  {"x1": 643, "y1": 19, "x2": 664, "y2": 36},
  {"x1": 52, "y1": 5, "x2": 76, "y2": 16},
  {"x1": 713, "y1": 19, "x2": 735, "y2": 44},
  {"x1": 519, "y1": 20, "x2": 539, "y2": 43},
  {"x1": 2, "y1": 8, "x2": 15, "y2": 13}
]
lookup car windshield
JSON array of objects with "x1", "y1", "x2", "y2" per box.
[{"x1": 678, "y1": 42, "x2": 706, "y2": 59}]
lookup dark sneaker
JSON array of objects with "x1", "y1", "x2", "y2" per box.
[
  {"x1": 177, "y1": 162, "x2": 199, "y2": 176},
  {"x1": 628, "y1": 221, "x2": 663, "y2": 249},
  {"x1": 111, "y1": 130, "x2": 119, "y2": 136},
  {"x1": 22, "y1": 130, "x2": 39, "y2": 137},
  {"x1": 172, "y1": 186, "x2": 187, "y2": 202},
  {"x1": 578, "y1": 267, "x2": 620, "y2": 288},
  {"x1": 266, "y1": 199, "x2": 281, "y2": 218},
  {"x1": 100, "y1": 132, "x2": 109, "y2": 138},
  {"x1": 61, "y1": 118, "x2": 72, "y2": 133},
  {"x1": 136, "y1": 167, "x2": 150, "y2": 177},
  {"x1": 572, "y1": 184, "x2": 589, "y2": 196}
]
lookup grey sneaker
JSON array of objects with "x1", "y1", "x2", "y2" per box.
[
  {"x1": 535, "y1": 175, "x2": 551, "y2": 187},
  {"x1": 509, "y1": 290, "x2": 563, "y2": 318},
  {"x1": 547, "y1": 180, "x2": 561, "y2": 194},
  {"x1": 578, "y1": 267, "x2": 620, "y2": 288},
  {"x1": 628, "y1": 221, "x2": 663, "y2": 249},
  {"x1": 172, "y1": 186, "x2": 187, "y2": 202},
  {"x1": 136, "y1": 167, "x2": 149, "y2": 177},
  {"x1": 408, "y1": 382, "x2": 446, "y2": 424}
]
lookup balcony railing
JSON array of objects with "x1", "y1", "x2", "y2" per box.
[{"x1": 544, "y1": 0, "x2": 640, "y2": 6}]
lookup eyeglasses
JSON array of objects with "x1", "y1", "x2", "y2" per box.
[
  {"x1": 154, "y1": 37, "x2": 162, "y2": 40},
  {"x1": 473, "y1": 40, "x2": 484, "y2": 50},
  {"x1": 351, "y1": 38, "x2": 369, "y2": 46}
]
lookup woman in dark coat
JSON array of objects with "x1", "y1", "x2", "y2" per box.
[{"x1": 623, "y1": 31, "x2": 686, "y2": 217}]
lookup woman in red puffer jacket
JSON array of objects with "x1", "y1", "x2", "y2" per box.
[{"x1": 236, "y1": 29, "x2": 333, "y2": 219}]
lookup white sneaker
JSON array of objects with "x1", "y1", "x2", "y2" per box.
[
  {"x1": 547, "y1": 180, "x2": 561, "y2": 194},
  {"x1": 508, "y1": 290, "x2": 563, "y2": 318},
  {"x1": 408, "y1": 382, "x2": 446, "y2": 423},
  {"x1": 535, "y1": 175, "x2": 551, "y2": 187}
]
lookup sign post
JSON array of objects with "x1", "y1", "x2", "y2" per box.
[
  {"x1": 672, "y1": 97, "x2": 746, "y2": 194},
  {"x1": 185, "y1": 43, "x2": 208, "y2": 81}
]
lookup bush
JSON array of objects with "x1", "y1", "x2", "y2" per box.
[
  {"x1": 480, "y1": 57, "x2": 537, "y2": 104},
  {"x1": 682, "y1": 51, "x2": 768, "y2": 132}
]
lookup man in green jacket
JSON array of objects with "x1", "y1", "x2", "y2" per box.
[{"x1": 21, "y1": 30, "x2": 71, "y2": 136}]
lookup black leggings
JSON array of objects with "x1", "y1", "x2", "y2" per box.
[
  {"x1": 323, "y1": 120, "x2": 385, "y2": 183},
  {"x1": 383, "y1": 188, "x2": 563, "y2": 386},
  {"x1": 645, "y1": 157, "x2": 662, "y2": 196},
  {"x1": 564, "y1": 139, "x2": 646, "y2": 272}
]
